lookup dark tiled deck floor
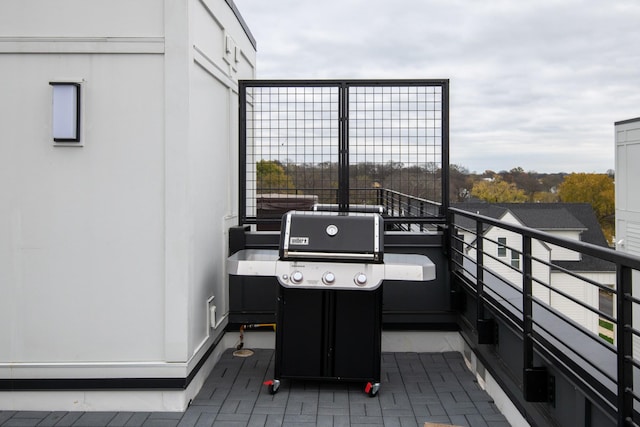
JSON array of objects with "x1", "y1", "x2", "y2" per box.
[{"x1": 0, "y1": 349, "x2": 510, "y2": 427}]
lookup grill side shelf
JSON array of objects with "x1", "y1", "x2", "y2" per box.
[
  {"x1": 227, "y1": 250, "x2": 436, "y2": 283},
  {"x1": 227, "y1": 249, "x2": 279, "y2": 276}
]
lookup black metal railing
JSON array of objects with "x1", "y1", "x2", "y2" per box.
[
  {"x1": 449, "y1": 207, "x2": 640, "y2": 426},
  {"x1": 245, "y1": 185, "x2": 445, "y2": 231}
]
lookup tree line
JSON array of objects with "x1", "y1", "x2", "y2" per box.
[
  {"x1": 451, "y1": 165, "x2": 615, "y2": 243},
  {"x1": 256, "y1": 160, "x2": 615, "y2": 243}
]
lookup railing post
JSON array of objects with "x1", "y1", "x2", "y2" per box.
[
  {"x1": 476, "y1": 220, "x2": 495, "y2": 344},
  {"x1": 522, "y1": 235, "x2": 550, "y2": 402},
  {"x1": 616, "y1": 264, "x2": 633, "y2": 427},
  {"x1": 391, "y1": 195, "x2": 395, "y2": 218},
  {"x1": 338, "y1": 82, "x2": 349, "y2": 212},
  {"x1": 523, "y1": 235, "x2": 534, "y2": 370},
  {"x1": 476, "y1": 221, "x2": 484, "y2": 317}
]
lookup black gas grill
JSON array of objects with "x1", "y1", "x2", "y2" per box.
[{"x1": 227, "y1": 211, "x2": 435, "y2": 396}]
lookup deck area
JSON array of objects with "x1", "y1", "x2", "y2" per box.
[{"x1": 0, "y1": 348, "x2": 510, "y2": 427}]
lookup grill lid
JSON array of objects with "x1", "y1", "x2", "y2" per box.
[{"x1": 279, "y1": 211, "x2": 383, "y2": 263}]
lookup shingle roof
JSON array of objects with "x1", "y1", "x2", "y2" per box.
[{"x1": 453, "y1": 202, "x2": 614, "y2": 272}]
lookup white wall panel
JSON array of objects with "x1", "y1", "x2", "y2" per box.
[
  {"x1": 0, "y1": 54, "x2": 165, "y2": 362},
  {"x1": 0, "y1": 0, "x2": 163, "y2": 38},
  {"x1": 188, "y1": 64, "x2": 230, "y2": 353}
]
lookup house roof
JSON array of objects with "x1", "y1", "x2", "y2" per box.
[{"x1": 453, "y1": 202, "x2": 614, "y2": 272}]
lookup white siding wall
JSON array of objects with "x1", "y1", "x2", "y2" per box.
[
  {"x1": 482, "y1": 220, "x2": 551, "y2": 303},
  {"x1": 0, "y1": 0, "x2": 256, "y2": 411},
  {"x1": 615, "y1": 118, "x2": 640, "y2": 363},
  {"x1": 546, "y1": 230, "x2": 582, "y2": 261},
  {"x1": 550, "y1": 271, "x2": 613, "y2": 335}
]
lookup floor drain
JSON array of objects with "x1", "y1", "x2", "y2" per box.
[{"x1": 233, "y1": 349, "x2": 254, "y2": 357}]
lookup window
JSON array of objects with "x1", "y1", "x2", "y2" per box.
[
  {"x1": 50, "y1": 82, "x2": 81, "y2": 143},
  {"x1": 511, "y1": 249, "x2": 520, "y2": 269},
  {"x1": 497, "y1": 237, "x2": 507, "y2": 257}
]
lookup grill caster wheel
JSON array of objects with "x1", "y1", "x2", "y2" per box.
[
  {"x1": 264, "y1": 379, "x2": 280, "y2": 395},
  {"x1": 365, "y1": 382, "x2": 380, "y2": 397}
]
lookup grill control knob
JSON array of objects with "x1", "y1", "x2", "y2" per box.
[
  {"x1": 323, "y1": 272, "x2": 336, "y2": 285},
  {"x1": 354, "y1": 273, "x2": 367, "y2": 286},
  {"x1": 291, "y1": 271, "x2": 304, "y2": 284}
]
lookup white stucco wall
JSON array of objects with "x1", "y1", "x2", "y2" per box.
[
  {"x1": 0, "y1": 0, "x2": 255, "y2": 410},
  {"x1": 615, "y1": 117, "x2": 640, "y2": 363},
  {"x1": 0, "y1": 53, "x2": 166, "y2": 363},
  {"x1": 616, "y1": 118, "x2": 640, "y2": 255}
]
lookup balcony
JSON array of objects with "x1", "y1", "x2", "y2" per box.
[
  {"x1": 2, "y1": 80, "x2": 635, "y2": 427},
  {"x1": 231, "y1": 80, "x2": 640, "y2": 427}
]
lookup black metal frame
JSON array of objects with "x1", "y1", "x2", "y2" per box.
[{"x1": 238, "y1": 79, "x2": 449, "y2": 229}]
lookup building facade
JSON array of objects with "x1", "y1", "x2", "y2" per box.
[
  {"x1": 615, "y1": 117, "x2": 640, "y2": 363},
  {"x1": 0, "y1": 0, "x2": 255, "y2": 411}
]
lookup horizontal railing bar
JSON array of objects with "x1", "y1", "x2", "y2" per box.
[{"x1": 450, "y1": 207, "x2": 640, "y2": 269}]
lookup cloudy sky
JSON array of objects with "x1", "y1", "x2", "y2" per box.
[{"x1": 233, "y1": 0, "x2": 640, "y2": 174}]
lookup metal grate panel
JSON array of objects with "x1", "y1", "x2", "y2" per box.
[{"x1": 239, "y1": 80, "x2": 449, "y2": 229}]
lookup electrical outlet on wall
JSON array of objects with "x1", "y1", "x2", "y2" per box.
[{"x1": 207, "y1": 296, "x2": 216, "y2": 329}]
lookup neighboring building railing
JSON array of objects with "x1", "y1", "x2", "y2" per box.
[{"x1": 449, "y1": 206, "x2": 640, "y2": 427}]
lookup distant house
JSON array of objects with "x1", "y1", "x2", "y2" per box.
[{"x1": 454, "y1": 202, "x2": 615, "y2": 335}]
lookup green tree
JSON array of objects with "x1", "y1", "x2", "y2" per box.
[
  {"x1": 256, "y1": 160, "x2": 295, "y2": 193},
  {"x1": 558, "y1": 173, "x2": 615, "y2": 243},
  {"x1": 471, "y1": 176, "x2": 528, "y2": 203}
]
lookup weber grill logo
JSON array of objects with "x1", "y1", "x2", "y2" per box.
[{"x1": 290, "y1": 237, "x2": 309, "y2": 245}]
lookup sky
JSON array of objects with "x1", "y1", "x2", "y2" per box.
[{"x1": 232, "y1": 0, "x2": 640, "y2": 174}]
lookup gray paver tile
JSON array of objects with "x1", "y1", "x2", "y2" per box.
[
  {"x1": 317, "y1": 406, "x2": 349, "y2": 416},
  {"x1": 0, "y1": 412, "x2": 17, "y2": 423},
  {"x1": 250, "y1": 405, "x2": 285, "y2": 416},
  {"x1": 381, "y1": 415, "x2": 419, "y2": 427},
  {"x1": 426, "y1": 403, "x2": 447, "y2": 416},
  {"x1": 319, "y1": 414, "x2": 350, "y2": 427},
  {"x1": 11, "y1": 412, "x2": 48, "y2": 420},
  {"x1": 3, "y1": 419, "x2": 44, "y2": 427},
  {"x1": 209, "y1": 413, "x2": 249, "y2": 423},
  {"x1": 417, "y1": 415, "x2": 454, "y2": 425},
  {"x1": 106, "y1": 412, "x2": 134, "y2": 427},
  {"x1": 35, "y1": 412, "x2": 68, "y2": 427},
  {"x1": 192, "y1": 411, "x2": 217, "y2": 427},
  {"x1": 464, "y1": 413, "x2": 490, "y2": 427},
  {"x1": 245, "y1": 413, "x2": 266, "y2": 427},
  {"x1": 72, "y1": 412, "x2": 118, "y2": 426},
  {"x1": 449, "y1": 414, "x2": 472, "y2": 426},
  {"x1": 52, "y1": 412, "x2": 83, "y2": 427},
  {"x1": 445, "y1": 401, "x2": 479, "y2": 416},
  {"x1": 210, "y1": 422, "x2": 244, "y2": 427},
  {"x1": 2, "y1": 350, "x2": 511, "y2": 427},
  {"x1": 147, "y1": 412, "x2": 183, "y2": 420},
  {"x1": 350, "y1": 415, "x2": 384, "y2": 425},
  {"x1": 140, "y1": 419, "x2": 180, "y2": 427},
  {"x1": 263, "y1": 413, "x2": 285, "y2": 427},
  {"x1": 124, "y1": 413, "x2": 151, "y2": 427}
]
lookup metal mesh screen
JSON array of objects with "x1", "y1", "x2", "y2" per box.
[
  {"x1": 348, "y1": 85, "x2": 443, "y2": 217},
  {"x1": 240, "y1": 80, "x2": 448, "y2": 229},
  {"x1": 243, "y1": 85, "x2": 340, "y2": 225}
]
